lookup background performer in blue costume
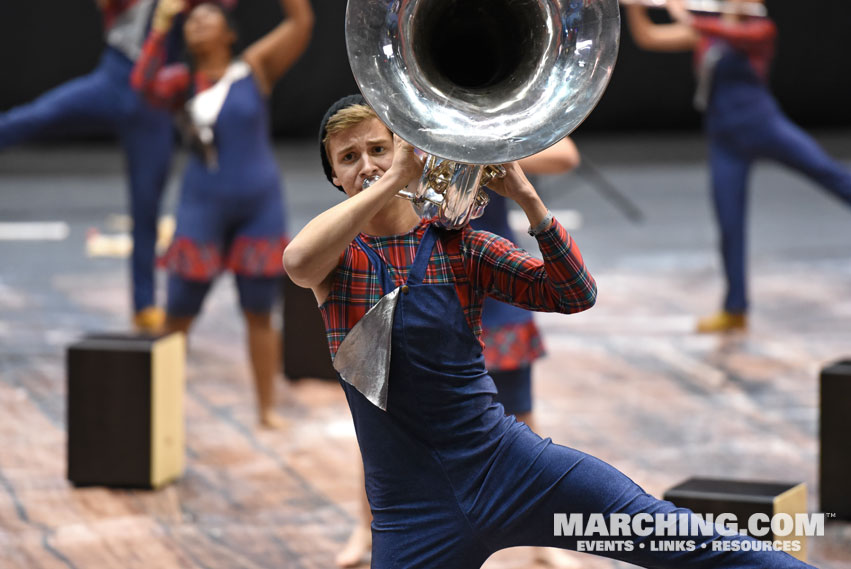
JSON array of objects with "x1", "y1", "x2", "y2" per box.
[
  {"x1": 0, "y1": 0, "x2": 189, "y2": 332},
  {"x1": 133, "y1": 0, "x2": 313, "y2": 427},
  {"x1": 625, "y1": 0, "x2": 851, "y2": 333},
  {"x1": 284, "y1": 96, "x2": 814, "y2": 569}
]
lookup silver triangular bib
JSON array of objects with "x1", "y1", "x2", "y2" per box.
[{"x1": 333, "y1": 287, "x2": 400, "y2": 411}]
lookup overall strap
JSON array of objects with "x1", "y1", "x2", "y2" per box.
[
  {"x1": 440, "y1": 229, "x2": 469, "y2": 286},
  {"x1": 407, "y1": 224, "x2": 438, "y2": 286},
  {"x1": 355, "y1": 236, "x2": 396, "y2": 295}
]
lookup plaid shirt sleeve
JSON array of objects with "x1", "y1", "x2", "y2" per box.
[
  {"x1": 461, "y1": 217, "x2": 597, "y2": 314},
  {"x1": 131, "y1": 29, "x2": 191, "y2": 110}
]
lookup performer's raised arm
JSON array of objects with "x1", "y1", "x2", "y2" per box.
[
  {"x1": 456, "y1": 162, "x2": 597, "y2": 314},
  {"x1": 131, "y1": 0, "x2": 191, "y2": 110},
  {"x1": 516, "y1": 137, "x2": 581, "y2": 175},
  {"x1": 624, "y1": 3, "x2": 699, "y2": 52},
  {"x1": 242, "y1": 0, "x2": 314, "y2": 95},
  {"x1": 283, "y1": 103, "x2": 424, "y2": 300},
  {"x1": 284, "y1": 143, "x2": 421, "y2": 288}
]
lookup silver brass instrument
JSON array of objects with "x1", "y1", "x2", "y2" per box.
[
  {"x1": 346, "y1": 0, "x2": 621, "y2": 229},
  {"x1": 619, "y1": 0, "x2": 767, "y2": 18}
]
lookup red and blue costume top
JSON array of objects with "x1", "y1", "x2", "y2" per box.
[
  {"x1": 693, "y1": 15, "x2": 776, "y2": 81},
  {"x1": 691, "y1": 15, "x2": 779, "y2": 132},
  {"x1": 319, "y1": 217, "x2": 596, "y2": 359},
  {"x1": 132, "y1": 28, "x2": 287, "y2": 282}
]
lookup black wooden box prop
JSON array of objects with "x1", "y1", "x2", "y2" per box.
[
  {"x1": 282, "y1": 274, "x2": 336, "y2": 381},
  {"x1": 664, "y1": 477, "x2": 807, "y2": 561},
  {"x1": 67, "y1": 332, "x2": 185, "y2": 489},
  {"x1": 820, "y1": 360, "x2": 851, "y2": 520}
]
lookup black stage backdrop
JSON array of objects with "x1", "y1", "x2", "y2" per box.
[{"x1": 1, "y1": 1, "x2": 849, "y2": 138}]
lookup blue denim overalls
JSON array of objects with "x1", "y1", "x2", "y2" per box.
[{"x1": 338, "y1": 224, "x2": 812, "y2": 569}]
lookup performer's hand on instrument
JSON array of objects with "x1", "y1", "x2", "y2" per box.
[
  {"x1": 153, "y1": 0, "x2": 187, "y2": 33},
  {"x1": 487, "y1": 162, "x2": 537, "y2": 203},
  {"x1": 385, "y1": 135, "x2": 425, "y2": 191},
  {"x1": 488, "y1": 162, "x2": 551, "y2": 231}
]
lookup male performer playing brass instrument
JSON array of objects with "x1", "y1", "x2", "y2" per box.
[{"x1": 283, "y1": 95, "x2": 814, "y2": 569}]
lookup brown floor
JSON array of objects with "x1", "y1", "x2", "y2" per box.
[
  {"x1": 2, "y1": 255, "x2": 850, "y2": 569},
  {"x1": 1, "y1": 140, "x2": 850, "y2": 568}
]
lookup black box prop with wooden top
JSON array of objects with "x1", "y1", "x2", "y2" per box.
[
  {"x1": 664, "y1": 477, "x2": 808, "y2": 561},
  {"x1": 821, "y1": 360, "x2": 851, "y2": 520},
  {"x1": 282, "y1": 274, "x2": 336, "y2": 380},
  {"x1": 67, "y1": 332, "x2": 185, "y2": 489}
]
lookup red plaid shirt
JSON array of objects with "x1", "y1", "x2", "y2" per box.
[{"x1": 319, "y1": 218, "x2": 596, "y2": 359}]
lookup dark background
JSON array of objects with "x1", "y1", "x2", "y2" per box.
[{"x1": 1, "y1": 0, "x2": 850, "y2": 139}]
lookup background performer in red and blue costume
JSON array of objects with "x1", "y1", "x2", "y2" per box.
[
  {"x1": 133, "y1": 0, "x2": 313, "y2": 427},
  {"x1": 626, "y1": 0, "x2": 851, "y2": 333},
  {"x1": 0, "y1": 0, "x2": 203, "y2": 331}
]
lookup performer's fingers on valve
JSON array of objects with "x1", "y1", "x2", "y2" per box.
[
  {"x1": 390, "y1": 134, "x2": 426, "y2": 187},
  {"x1": 487, "y1": 162, "x2": 534, "y2": 200}
]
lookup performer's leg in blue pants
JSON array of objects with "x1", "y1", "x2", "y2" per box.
[
  {"x1": 0, "y1": 49, "x2": 173, "y2": 313},
  {"x1": 709, "y1": 134, "x2": 753, "y2": 314},
  {"x1": 366, "y1": 414, "x2": 812, "y2": 569},
  {"x1": 492, "y1": 427, "x2": 810, "y2": 569},
  {"x1": 0, "y1": 56, "x2": 119, "y2": 145},
  {"x1": 749, "y1": 114, "x2": 851, "y2": 207},
  {"x1": 708, "y1": 112, "x2": 851, "y2": 315},
  {"x1": 119, "y1": 103, "x2": 173, "y2": 312}
]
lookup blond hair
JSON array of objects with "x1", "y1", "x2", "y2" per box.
[{"x1": 322, "y1": 104, "x2": 380, "y2": 147}]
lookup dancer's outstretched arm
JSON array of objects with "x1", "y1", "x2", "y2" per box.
[
  {"x1": 625, "y1": 4, "x2": 698, "y2": 52},
  {"x1": 130, "y1": 0, "x2": 191, "y2": 109},
  {"x1": 517, "y1": 137, "x2": 581, "y2": 175},
  {"x1": 243, "y1": 0, "x2": 314, "y2": 94}
]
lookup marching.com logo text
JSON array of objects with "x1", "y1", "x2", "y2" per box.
[{"x1": 553, "y1": 513, "x2": 824, "y2": 553}]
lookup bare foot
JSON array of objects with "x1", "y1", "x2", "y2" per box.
[
  {"x1": 534, "y1": 547, "x2": 582, "y2": 568},
  {"x1": 336, "y1": 524, "x2": 371, "y2": 568},
  {"x1": 259, "y1": 409, "x2": 287, "y2": 430}
]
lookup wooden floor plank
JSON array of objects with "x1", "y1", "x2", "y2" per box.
[{"x1": 1, "y1": 143, "x2": 850, "y2": 568}]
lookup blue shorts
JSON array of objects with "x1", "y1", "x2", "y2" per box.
[{"x1": 167, "y1": 274, "x2": 280, "y2": 317}]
